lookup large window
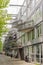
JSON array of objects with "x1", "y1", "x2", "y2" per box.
[
  {"x1": 27, "y1": 30, "x2": 34, "y2": 41},
  {"x1": 25, "y1": 33, "x2": 28, "y2": 43},
  {"x1": 32, "y1": 46, "x2": 35, "y2": 61},
  {"x1": 31, "y1": 6, "x2": 42, "y2": 23},
  {"x1": 35, "y1": 8, "x2": 42, "y2": 22},
  {"x1": 29, "y1": 46, "x2": 32, "y2": 59},
  {"x1": 36, "y1": 45, "x2": 40, "y2": 62},
  {"x1": 21, "y1": 34, "x2": 25, "y2": 45},
  {"x1": 37, "y1": 24, "x2": 41, "y2": 38},
  {"x1": 27, "y1": 32, "x2": 29, "y2": 41},
  {"x1": 29, "y1": 32, "x2": 32, "y2": 41},
  {"x1": 31, "y1": 29, "x2": 34, "y2": 40}
]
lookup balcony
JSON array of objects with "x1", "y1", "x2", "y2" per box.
[
  {"x1": 17, "y1": 20, "x2": 34, "y2": 31},
  {"x1": 21, "y1": 35, "x2": 43, "y2": 47},
  {"x1": 16, "y1": 35, "x2": 43, "y2": 48},
  {"x1": 32, "y1": 35, "x2": 43, "y2": 44},
  {"x1": 20, "y1": 41, "x2": 32, "y2": 47}
]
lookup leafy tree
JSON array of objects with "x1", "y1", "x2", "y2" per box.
[
  {"x1": 0, "y1": 10, "x2": 11, "y2": 36},
  {"x1": 0, "y1": 0, "x2": 11, "y2": 52},
  {"x1": 0, "y1": 40, "x2": 3, "y2": 52},
  {"x1": 0, "y1": 0, "x2": 10, "y2": 8}
]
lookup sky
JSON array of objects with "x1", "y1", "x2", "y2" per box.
[
  {"x1": 7, "y1": 0, "x2": 24, "y2": 14},
  {"x1": 6, "y1": 0, "x2": 24, "y2": 28}
]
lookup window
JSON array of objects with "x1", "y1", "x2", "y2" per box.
[
  {"x1": 27, "y1": 31, "x2": 34, "y2": 41},
  {"x1": 27, "y1": 32, "x2": 29, "y2": 41},
  {"x1": 35, "y1": 7, "x2": 42, "y2": 22},
  {"x1": 31, "y1": 6, "x2": 42, "y2": 23},
  {"x1": 37, "y1": 24, "x2": 41, "y2": 38},
  {"x1": 32, "y1": 29, "x2": 34, "y2": 40},
  {"x1": 36, "y1": 45, "x2": 40, "y2": 62},
  {"x1": 29, "y1": 46, "x2": 32, "y2": 59},
  {"x1": 32, "y1": 46, "x2": 34, "y2": 61},
  {"x1": 29, "y1": 32, "x2": 32, "y2": 40},
  {"x1": 25, "y1": 33, "x2": 28, "y2": 43},
  {"x1": 21, "y1": 34, "x2": 25, "y2": 45}
]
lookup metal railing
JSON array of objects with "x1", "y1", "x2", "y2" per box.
[{"x1": 31, "y1": 35, "x2": 43, "y2": 44}]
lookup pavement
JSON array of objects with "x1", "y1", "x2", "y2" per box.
[{"x1": 0, "y1": 54, "x2": 41, "y2": 65}]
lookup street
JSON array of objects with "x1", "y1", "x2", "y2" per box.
[{"x1": 0, "y1": 54, "x2": 35, "y2": 65}]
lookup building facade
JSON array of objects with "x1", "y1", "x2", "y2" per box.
[{"x1": 12, "y1": 0, "x2": 43, "y2": 64}]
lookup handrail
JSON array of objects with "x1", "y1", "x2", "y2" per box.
[{"x1": 17, "y1": 20, "x2": 34, "y2": 26}]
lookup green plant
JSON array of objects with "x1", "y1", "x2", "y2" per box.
[
  {"x1": 35, "y1": 63, "x2": 40, "y2": 65},
  {"x1": 0, "y1": 0, "x2": 10, "y2": 8},
  {"x1": 0, "y1": 0, "x2": 11, "y2": 51},
  {"x1": 0, "y1": 40, "x2": 3, "y2": 52},
  {"x1": 0, "y1": 10, "x2": 11, "y2": 36}
]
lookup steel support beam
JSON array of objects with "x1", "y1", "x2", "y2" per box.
[
  {"x1": 8, "y1": 14, "x2": 17, "y2": 17},
  {"x1": 9, "y1": 4, "x2": 26, "y2": 7}
]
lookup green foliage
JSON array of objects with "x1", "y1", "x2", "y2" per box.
[
  {"x1": 0, "y1": 0, "x2": 10, "y2": 36},
  {"x1": 0, "y1": 0, "x2": 11, "y2": 52},
  {"x1": 35, "y1": 63, "x2": 40, "y2": 65},
  {"x1": 0, "y1": 10, "x2": 11, "y2": 36},
  {"x1": 6, "y1": 14, "x2": 12, "y2": 20},
  {"x1": 0, "y1": 0, "x2": 10, "y2": 8},
  {"x1": 0, "y1": 40, "x2": 3, "y2": 52}
]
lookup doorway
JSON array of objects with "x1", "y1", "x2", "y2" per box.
[{"x1": 19, "y1": 48, "x2": 24, "y2": 60}]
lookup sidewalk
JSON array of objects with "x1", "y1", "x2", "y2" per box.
[
  {"x1": 0, "y1": 55, "x2": 41, "y2": 65},
  {"x1": 12, "y1": 58, "x2": 35, "y2": 65},
  {"x1": 12, "y1": 58, "x2": 41, "y2": 65}
]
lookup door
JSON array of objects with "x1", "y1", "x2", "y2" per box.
[{"x1": 19, "y1": 48, "x2": 24, "y2": 60}]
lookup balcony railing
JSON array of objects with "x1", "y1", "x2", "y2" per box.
[
  {"x1": 20, "y1": 41, "x2": 32, "y2": 47},
  {"x1": 32, "y1": 35, "x2": 43, "y2": 44},
  {"x1": 17, "y1": 20, "x2": 34, "y2": 31},
  {"x1": 22, "y1": 35, "x2": 43, "y2": 47}
]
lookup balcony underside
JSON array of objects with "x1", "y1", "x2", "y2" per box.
[{"x1": 18, "y1": 27, "x2": 34, "y2": 32}]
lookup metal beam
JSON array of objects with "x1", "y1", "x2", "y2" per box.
[
  {"x1": 9, "y1": 4, "x2": 26, "y2": 7},
  {"x1": 0, "y1": 23, "x2": 13, "y2": 25},
  {"x1": 8, "y1": 14, "x2": 17, "y2": 17}
]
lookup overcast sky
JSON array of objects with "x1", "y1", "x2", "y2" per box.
[
  {"x1": 7, "y1": 0, "x2": 24, "y2": 14},
  {"x1": 6, "y1": 0, "x2": 24, "y2": 28}
]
